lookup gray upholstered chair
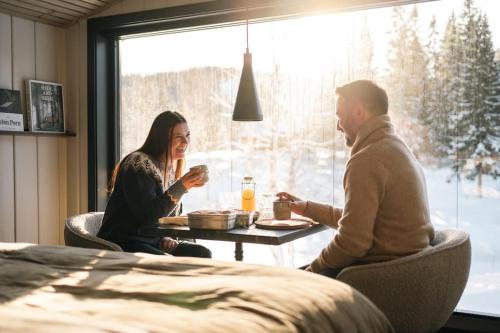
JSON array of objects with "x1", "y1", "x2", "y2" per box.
[
  {"x1": 336, "y1": 229, "x2": 471, "y2": 333},
  {"x1": 64, "y1": 212, "x2": 122, "y2": 251}
]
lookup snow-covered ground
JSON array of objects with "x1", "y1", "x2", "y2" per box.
[
  {"x1": 425, "y1": 167, "x2": 500, "y2": 315},
  {"x1": 182, "y1": 155, "x2": 500, "y2": 315}
]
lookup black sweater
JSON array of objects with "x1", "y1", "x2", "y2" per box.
[{"x1": 98, "y1": 151, "x2": 187, "y2": 245}]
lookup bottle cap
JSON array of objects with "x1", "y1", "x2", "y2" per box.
[{"x1": 243, "y1": 176, "x2": 254, "y2": 181}]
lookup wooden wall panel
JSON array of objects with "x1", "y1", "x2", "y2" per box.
[
  {"x1": 58, "y1": 137, "x2": 67, "y2": 243},
  {"x1": 0, "y1": 13, "x2": 12, "y2": 89},
  {"x1": 66, "y1": 20, "x2": 87, "y2": 216},
  {"x1": 35, "y1": 23, "x2": 57, "y2": 82},
  {"x1": 12, "y1": 17, "x2": 35, "y2": 123},
  {"x1": 0, "y1": 136, "x2": 15, "y2": 242},
  {"x1": 0, "y1": 13, "x2": 15, "y2": 242},
  {"x1": 12, "y1": 17, "x2": 38, "y2": 243},
  {"x1": 14, "y1": 136, "x2": 38, "y2": 243},
  {"x1": 35, "y1": 22, "x2": 61, "y2": 244},
  {"x1": 56, "y1": 26, "x2": 67, "y2": 243},
  {"x1": 37, "y1": 137, "x2": 60, "y2": 244}
]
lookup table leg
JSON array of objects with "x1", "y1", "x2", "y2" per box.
[{"x1": 235, "y1": 242, "x2": 243, "y2": 261}]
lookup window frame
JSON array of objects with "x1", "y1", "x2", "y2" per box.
[{"x1": 87, "y1": 0, "x2": 499, "y2": 327}]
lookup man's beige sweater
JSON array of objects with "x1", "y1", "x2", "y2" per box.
[{"x1": 305, "y1": 115, "x2": 435, "y2": 272}]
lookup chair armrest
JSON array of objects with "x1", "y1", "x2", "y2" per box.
[{"x1": 64, "y1": 224, "x2": 123, "y2": 251}]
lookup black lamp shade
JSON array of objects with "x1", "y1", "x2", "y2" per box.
[{"x1": 232, "y1": 51, "x2": 262, "y2": 121}]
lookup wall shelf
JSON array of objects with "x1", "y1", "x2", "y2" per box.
[{"x1": 0, "y1": 130, "x2": 76, "y2": 137}]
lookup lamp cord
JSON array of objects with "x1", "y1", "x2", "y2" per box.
[{"x1": 246, "y1": 4, "x2": 249, "y2": 53}]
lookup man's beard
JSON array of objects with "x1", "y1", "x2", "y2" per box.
[{"x1": 344, "y1": 135, "x2": 354, "y2": 147}]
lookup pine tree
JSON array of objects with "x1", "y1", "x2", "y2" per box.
[
  {"x1": 433, "y1": 13, "x2": 462, "y2": 162},
  {"x1": 464, "y1": 14, "x2": 500, "y2": 192},
  {"x1": 450, "y1": 0, "x2": 500, "y2": 194},
  {"x1": 352, "y1": 14, "x2": 375, "y2": 80},
  {"x1": 385, "y1": 6, "x2": 430, "y2": 156},
  {"x1": 422, "y1": 15, "x2": 443, "y2": 161},
  {"x1": 426, "y1": 16, "x2": 440, "y2": 77}
]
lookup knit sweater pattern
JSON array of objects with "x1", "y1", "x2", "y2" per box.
[{"x1": 98, "y1": 151, "x2": 187, "y2": 245}]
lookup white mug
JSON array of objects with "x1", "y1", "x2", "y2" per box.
[{"x1": 190, "y1": 164, "x2": 209, "y2": 182}]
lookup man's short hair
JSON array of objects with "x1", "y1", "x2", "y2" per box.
[{"x1": 335, "y1": 80, "x2": 388, "y2": 115}]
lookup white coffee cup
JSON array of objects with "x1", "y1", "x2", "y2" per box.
[{"x1": 190, "y1": 164, "x2": 209, "y2": 182}]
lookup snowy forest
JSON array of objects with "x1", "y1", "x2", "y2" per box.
[
  {"x1": 385, "y1": 0, "x2": 500, "y2": 193},
  {"x1": 120, "y1": 0, "x2": 500, "y2": 197}
]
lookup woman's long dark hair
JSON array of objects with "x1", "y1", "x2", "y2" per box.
[{"x1": 108, "y1": 111, "x2": 187, "y2": 192}]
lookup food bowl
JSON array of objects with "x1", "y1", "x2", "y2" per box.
[{"x1": 187, "y1": 210, "x2": 236, "y2": 230}]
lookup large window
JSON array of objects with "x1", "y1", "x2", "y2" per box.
[
  {"x1": 119, "y1": 19, "x2": 342, "y2": 268},
  {"x1": 89, "y1": 0, "x2": 500, "y2": 320}
]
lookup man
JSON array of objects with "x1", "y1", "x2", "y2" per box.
[{"x1": 278, "y1": 80, "x2": 435, "y2": 277}]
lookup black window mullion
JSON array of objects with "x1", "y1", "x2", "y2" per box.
[{"x1": 87, "y1": 31, "x2": 119, "y2": 211}]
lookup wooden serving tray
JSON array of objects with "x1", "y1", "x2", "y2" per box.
[{"x1": 255, "y1": 217, "x2": 314, "y2": 230}]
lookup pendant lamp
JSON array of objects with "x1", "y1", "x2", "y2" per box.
[{"x1": 232, "y1": 16, "x2": 262, "y2": 121}]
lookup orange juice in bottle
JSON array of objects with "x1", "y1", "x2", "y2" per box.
[{"x1": 241, "y1": 176, "x2": 256, "y2": 212}]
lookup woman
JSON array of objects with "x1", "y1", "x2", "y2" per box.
[{"x1": 98, "y1": 111, "x2": 211, "y2": 258}]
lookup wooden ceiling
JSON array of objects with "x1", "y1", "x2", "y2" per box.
[
  {"x1": 0, "y1": 0, "x2": 122, "y2": 27},
  {"x1": 0, "y1": 0, "x2": 437, "y2": 28}
]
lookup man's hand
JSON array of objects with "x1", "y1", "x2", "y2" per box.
[
  {"x1": 160, "y1": 237, "x2": 178, "y2": 253},
  {"x1": 275, "y1": 192, "x2": 307, "y2": 216}
]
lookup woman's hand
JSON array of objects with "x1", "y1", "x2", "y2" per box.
[
  {"x1": 181, "y1": 168, "x2": 206, "y2": 190},
  {"x1": 160, "y1": 237, "x2": 178, "y2": 253},
  {"x1": 275, "y1": 192, "x2": 308, "y2": 216}
]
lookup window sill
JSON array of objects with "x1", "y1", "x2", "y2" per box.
[{"x1": 444, "y1": 311, "x2": 500, "y2": 332}]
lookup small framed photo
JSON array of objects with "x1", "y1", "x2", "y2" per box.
[
  {"x1": 0, "y1": 88, "x2": 23, "y2": 131},
  {"x1": 25, "y1": 80, "x2": 65, "y2": 133}
]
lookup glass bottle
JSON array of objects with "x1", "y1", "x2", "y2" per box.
[{"x1": 241, "y1": 176, "x2": 256, "y2": 212}]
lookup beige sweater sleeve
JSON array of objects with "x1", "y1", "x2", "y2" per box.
[
  {"x1": 309, "y1": 156, "x2": 388, "y2": 272},
  {"x1": 303, "y1": 201, "x2": 343, "y2": 229}
]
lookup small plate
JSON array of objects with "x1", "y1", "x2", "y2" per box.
[{"x1": 255, "y1": 217, "x2": 313, "y2": 230}]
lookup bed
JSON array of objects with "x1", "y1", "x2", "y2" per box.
[{"x1": 0, "y1": 242, "x2": 393, "y2": 332}]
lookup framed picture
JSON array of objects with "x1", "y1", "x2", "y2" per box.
[
  {"x1": 25, "y1": 80, "x2": 65, "y2": 133},
  {"x1": 0, "y1": 88, "x2": 23, "y2": 131}
]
